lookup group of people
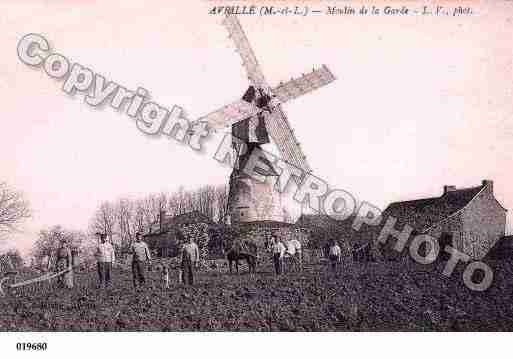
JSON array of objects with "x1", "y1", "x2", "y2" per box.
[
  {"x1": 51, "y1": 232, "x2": 153, "y2": 290},
  {"x1": 52, "y1": 231, "x2": 201, "y2": 290},
  {"x1": 51, "y1": 230, "x2": 344, "y2": 289},
  {"x1": 268, "y1": 235, "x2": 301, "y2": 275},
  {"x1": 94, "y1": 232, "x2": 153, "y2": 289},
  {"x1": 267, "y1": 235, "x2": 344, "y2": 275},
  {"x1": 95, "y1": 232, "x2": 200, "y2": 288}
]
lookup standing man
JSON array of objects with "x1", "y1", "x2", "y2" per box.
[
  {"x1": 95, "y1": 233, "x2": 115, "y2": 288},
  {"x1": 328, "y1": 239, "x2": 341, "y2": 272},
  {"x1": 55, "y1": 238, "x2": 74, "y2": 289},
  {"x1": 286, "y1": 238, "x2": 303, "y2": 272},
  {"x1": 181, "y1": 235, "x2": 199, "y2": 285},
  {"x1": 271, "y1": 235, "x2": 286, "y2": 275},
  {"x1": 131, "y1": 232, "x2": 152, "y2": 289}
]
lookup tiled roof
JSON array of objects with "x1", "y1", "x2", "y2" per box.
[
  {"x1": 383, "y1": 186, "x2": 484, "y2": 232},
  {"x1": 161, "y1": 211, "x2": 214, "y2": 229},
  {"x1": 293, "y1": 185, "x2": 486, "y2": 247}
]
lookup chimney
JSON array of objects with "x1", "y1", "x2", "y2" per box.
[
  {"x1": 159, "y1": 210, "x2": 166, "y2": 233},
  {"x1": 443, "y1": 185, "x2": 457, "y2": 194},
  {"x1": 482, "y1": 179, "x2": 493, "y2": 193}
]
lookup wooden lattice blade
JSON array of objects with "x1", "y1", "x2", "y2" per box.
[
  {"x1": 196, "y1": 99, "x2": 260, "y2": 130},
  {"x1": 264, "y1": 105, "x2": 311, "y2": 173},
  {"x1": 222, "y1": 14, "x2": 270, "y2": 91},
  {"x1": 272, "y1": 65, "x2": 336, "y2": 103}
]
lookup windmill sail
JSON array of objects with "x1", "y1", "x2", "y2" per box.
[
  {"x1": 272, "y1": 65, "x2": 336, "y2": 103},
  {"x1": 222, "y1": 14, "x2": 270, "y2": 91},
  {"x1": 264, "y1": 105, "x2": 311, "y2": 173},
  {"x1": 197, "y1": 63, "x2": 335, "y2": 130},
  {"x1": 196, "y1": 99, "x2": 260, "y2": 130},
  {"x1": 197, "y1": 14, "x2": 334, "y2": 177}
]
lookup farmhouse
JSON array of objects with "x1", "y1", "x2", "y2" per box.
[
  {"x1": 144, "y1": 211, "x2": 214, "y2": 257},
  {"x1": 159, "y1": 210, "x2": 214, "y2": 231},
  {"x1": 236, "y1": 220, "x2": 308, "y2": 247},
  {"x1": 380, "y1": 180, "x2": 506, "y2": 260}
]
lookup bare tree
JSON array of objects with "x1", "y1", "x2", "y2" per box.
[
  {"x1": 182, "y1": 189, "x2": 196, "y2": 214},
  {"x1": 140, "y1": 192, "x2": 169, "y2": 233},
  {"x1": 89, "y1": 201, "x2": 116, "y2": 243},
  {"x1": 215, "y1": 184, "x2": 229, "y2": 224},
  {"x1": 167, "y1": 191, "x2": 180, "y2": 217},
  {"x1": 0, "y1": 182, "x2": 31, "y2": 239},
  {"x1": 133, "y1": 199, "x2": 147, "y2": 234},
  {"x1": 168, "y1": 186, "x2": 220, "y2": 221},
  {"x1": 115, "y1": 198, "x2": 135, "y2": 248},
  {"x1": 0, "y1": 248, "x2": 23, "y2": 271},
  {"x1": 31, "y1": 225, "x2": 91, "y2": 269},
  {"x1": 89, "y1": 184, "x2": 231, "y2": 245},
  {"x1": 196, "y1": 185, "x2": 217, "y2": 221}
]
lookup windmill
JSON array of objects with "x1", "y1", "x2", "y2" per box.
[{"x1": 197, "y1": 14, "x2": 336, "y2": 224}]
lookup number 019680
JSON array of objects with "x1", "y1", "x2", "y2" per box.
[{"x1": 16, "y1": 343, "x2": 47, "y2": 351}]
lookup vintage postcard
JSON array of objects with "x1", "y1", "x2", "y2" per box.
[{"x1": 1, "y1": 0, "x2": 513, "y2": 355}]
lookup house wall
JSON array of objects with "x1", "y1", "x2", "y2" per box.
[
  {"x1": 427, "y1": 213, "x2": 464, "y2": 254},
  {"x1": 460, "y1": 186, "x2": 506, "y2": 259},
  {"x1": 145, "y1": 232, "x2": 178, "y2": 257},
  {"x1": 427, "y1": 185, "x2": 506, "y2": 260},
  {"x1": 146, "y1": 222, "x2": 211, "y2": 260}
]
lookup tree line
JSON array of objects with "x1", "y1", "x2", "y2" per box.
[
  {"x1": 88, "y1": 184, "x2": 229, "y2": 250},
  {"x1": 28, "y1": 184, "x2": 230, "y2": 269},
  {"x1": 0, "y1": 181, "x2": 30, "y2": 270},
  {"x1": 0, "y1": 182, "x2": 30, "y2": 241},
  {"x1": 0, "y1": 179, "x2": 231, "y2": 269}
]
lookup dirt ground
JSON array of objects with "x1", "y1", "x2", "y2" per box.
[{"x1": 1, "y1": 258, "x2": 513, "y2": 331}]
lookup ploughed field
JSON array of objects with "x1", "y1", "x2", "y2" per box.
[{"x1": 1, "y1": 258, "x2": 513, "y2": 331}]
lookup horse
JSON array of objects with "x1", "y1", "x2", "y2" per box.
[{"x1": 226, "y1": 241, "x2": 258, "y2": 274}]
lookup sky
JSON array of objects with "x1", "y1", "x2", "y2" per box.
[{"x1": 1, "y1": 0, "x2": 512, "y2": 256}]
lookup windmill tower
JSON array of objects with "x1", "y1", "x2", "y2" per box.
[{"x1": 195, "y1": 15, "x2": 336, "y2": 224}]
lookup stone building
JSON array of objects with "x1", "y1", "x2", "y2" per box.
[
  {"x1": 380, "y1": 180, "x2": 506, "y2": 260},
  {"x1": 144, "y1": 211, "x2": 214, "y2": 258},
  {"x1": 235, "y1": 220, "x2": 309, "y2": 249}
]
